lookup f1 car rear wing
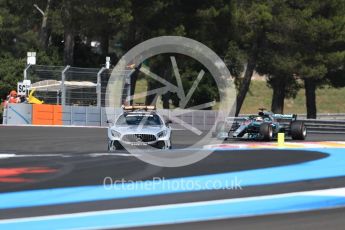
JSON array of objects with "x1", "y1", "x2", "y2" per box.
[
  {"x1": 223, "y1": 113, "x2": 298, "y2": 124},
  {"x1": 272, "y1": 114, "x2": 297, "y2": 121}
]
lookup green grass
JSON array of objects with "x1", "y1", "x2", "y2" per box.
[
  {"x1": 241, "y1": 81, "x2": 273, "y2": 114},
  {"x1": 133, "y1": 78, "x2": 167, "y2": 108},
  {"x1": 133, "y1": 78, "x2": 148, "y2": 104},
  {"x1": 134, "y1": 78, "x2": 345, "y2": 114},
  {"x1": 242, "y1": 81, "x2": 345, "y2": 114}
]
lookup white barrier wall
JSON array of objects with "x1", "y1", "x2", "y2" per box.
[
  {"x1": 62, "y1": 106, "x2": 122, "y2": 126},
  {"x1": 2, "y1": 104, "x2": 220, "y2": 130},
  {"x1": 3, "y1": 104, "x2": 32, "y2": 125},
  {"x1": 4, "y1": 104, "x2": 345, "y2": 134}
]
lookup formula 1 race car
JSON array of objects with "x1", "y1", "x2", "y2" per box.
[
  {"x1": 107, "y1": 105, "x2": 172, "y2": 151},
  {"x1": 214, "y1": 108, "x2": 307, "y2": 141}
]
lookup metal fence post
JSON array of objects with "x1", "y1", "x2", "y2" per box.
[
  {"x1": 125, "y1": 69, "x2": 135, "y2": 105},
  {"x1": 100, "y1": 107, "x2": 103, "y2": 127},
  {"x1": 23, "y1": 64, "x2": 31, "y2": 80},
  {"x1": 204, "y1": 110, "x2": 206, "y2": 130},
  {"x1": 61, "y1": 65, "x2": 70, "y2": 106},
  {"x1": 97, "y1": 67, "x2": 105, "y2": 108},
  {"x1": 85, "y1": 107, "x2": 88, "y2": 126},
  {"x1": 56, "y1": 91, "x2": 60, "y2": 105},
  {"x1": 192, "y1": 110, "x2": 194, "y2": 128},
  {"x1": 3, "y1": 107, "x2": 7, "y2": 124},
  {"x1": 70, "y1": 106, "x2": 73, "y2": 125}
]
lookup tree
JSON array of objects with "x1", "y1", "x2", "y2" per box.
[
  {"x1": 48, "y1": 0, "x2": 132, "y2": 65},
  {"x1": 0, "y1": 56, "x2": 26, "y2": 98},
  {"x1": 141, "y1": 0, "x2": 235, "y2": 109},
  {"x1": 33, "y1": 0, "x2": 53, "y2": 50},
  {"x1": 228, "y1": 1, "x2": 273, "y2": 116},
  {"x1": 0, "y1": 0, "x2": 39, "y2": 98},
  {"x1": 255, "y1": 1, "x2": 302, "y2": 114},
  {"x1": 291, "y1": 0, "x2": 345, "y2": 118},
  {"x1": 1, "y1": 0, "x2": 344, "y2": 116}
]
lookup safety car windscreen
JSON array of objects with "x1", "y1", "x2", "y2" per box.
[{"x1": 116, "y1": 114, "x2": 162, "y2": 126}]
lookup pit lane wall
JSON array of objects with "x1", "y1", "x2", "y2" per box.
[{"x1": 2, "y1": 103, "x2": 218, "y2": 130}]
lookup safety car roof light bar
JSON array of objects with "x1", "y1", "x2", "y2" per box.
[{"x1": 122, "y1": 105, "x2": 156, "y2": 111}]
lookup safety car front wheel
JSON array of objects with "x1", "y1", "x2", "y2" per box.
[
  {"x1": 156, "y1": 141, "x2": 171, "y2": 150},
  {"x1": 108, "y1": 140, "x2": 123, "y2": 152}
]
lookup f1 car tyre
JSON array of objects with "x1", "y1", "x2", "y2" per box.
[
  {"x1": 260, "y1": 123, "x2": 273, "y2": 141},
  {"x1": 291, "y1": 121, "x2": 307, "y2": 140},
  {"x1": 108, "y1": 140, "x2": 123, "y2": 152}
]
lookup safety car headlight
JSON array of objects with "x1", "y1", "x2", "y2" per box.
[
  {"x1": 111, "y1": 130, "x2": 121, "y2": 138},
  {"x1": 157, "y1": 130, "x2": 167, "y2": 138}
]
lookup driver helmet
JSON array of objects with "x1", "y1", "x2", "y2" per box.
[{"x1": 256, "y1": 117, "x2": 263, "y2": 122}]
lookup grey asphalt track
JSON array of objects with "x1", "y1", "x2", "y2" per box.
[{"x1": 0, "y1": 125, "x2": 345, "y2": 228}]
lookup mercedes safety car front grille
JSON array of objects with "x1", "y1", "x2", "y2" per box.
[{"x1": 122, "y1": 134, "x2": 156, "y2": 143}]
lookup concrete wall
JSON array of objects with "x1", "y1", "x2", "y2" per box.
[
  {"x1": 2, "y1": 104, "x2": 220, "y2": 130},
  {"x1": 62, "y1": 106, "x2": 122, "y2": 126}
]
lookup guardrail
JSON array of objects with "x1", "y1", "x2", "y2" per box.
[
  {"x1": 230, "y1": 117, "x2": 345, "y2": 134},
  {"x1": 2, "y1": 104, "x2": 345, "y2": 135},
  {"x1": 300, "y1": 114, "x2": 345, "y2": 120},
  {"x1": 299, "y1": 119, "x2": 345, "y2": 134},
  {"x1": 239, "y1": 113, "x2": 345, "y2": 120}
]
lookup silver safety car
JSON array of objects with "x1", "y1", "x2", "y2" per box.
[{"x1": 107, "y1": 105, "x2": 172, "y2": 151}]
